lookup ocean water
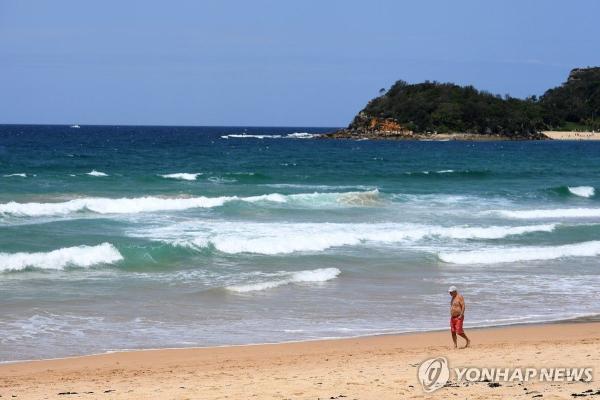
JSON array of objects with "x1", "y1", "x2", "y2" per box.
[{"x1": 1, "y1": 125, "x2": 600, "y2": 362}]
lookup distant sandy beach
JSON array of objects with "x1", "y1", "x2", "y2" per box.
[
  {"x1": 544, "y1": 131, "x2": 600, "y2": 140},
  {"x1": 1, "y1": 321, "x2": 599, "y2": 399}
]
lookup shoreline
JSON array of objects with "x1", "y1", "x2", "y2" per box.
[
  {"x1": 320, "y1": 130, "x2": 600, "y2": 141},
  {"x1": 320, "y1": 132, "x2": 522, "y2": 141},
  {"x1": 3, "y1": 320, "x2": 599, "y2": 399},
  {"x1": 4, "y1": 313, "x2": 599, "y2": 366},
  {"x1": 543, "y1": 130, "x2": 600, "y2": 140}
]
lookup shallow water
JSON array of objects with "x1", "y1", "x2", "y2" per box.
[{"x1": 1, "y1": 125, "x2": 599, "y2": 361}]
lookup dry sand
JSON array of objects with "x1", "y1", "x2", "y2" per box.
[
  {"x1": 1, "y1": 322, "x2": 599, "y2": 399},
  {"x1": 544, "y1": 131, "x2": 600, "y2": 140}
]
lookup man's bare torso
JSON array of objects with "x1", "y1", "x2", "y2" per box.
[{"x1": 450, "y1": 294, "x2": 464, "y2": 317}]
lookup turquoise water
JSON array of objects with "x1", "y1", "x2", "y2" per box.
[{"x1": 1, "y1": 125, "x2": 600, "y2": 361}]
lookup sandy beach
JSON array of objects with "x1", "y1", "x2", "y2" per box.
[
  {"x1": 544, "y1": 131, "x2": 600, "y2": 140},
  {"x1": 1, "y1": 321, "x2": 598, "y2": 399}
]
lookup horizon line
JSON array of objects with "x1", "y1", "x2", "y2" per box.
[{"x1": 0, "y1": 123, "x2": 344, "y2": 129}]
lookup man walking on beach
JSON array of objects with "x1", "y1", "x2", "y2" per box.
[{"x1": 449, "y1": 286, "x2": 470, "y2": 349}]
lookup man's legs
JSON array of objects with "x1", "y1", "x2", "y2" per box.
[
  {"x1": 452, "y1": 317, "x2": 470, "y2": 348},
  {"x1": 458, "y1": 332, "x2": 470, "y2": 348}
]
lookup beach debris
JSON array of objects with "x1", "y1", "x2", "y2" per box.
[
  {"x1": 57, "y1": 392, "x2": 78, "y2": 395},
  {"x1": 571, "y1": 389, "x2": 600, "y2": 397},
  {"x1": 443, "y1": 381, "x2": 460, "y2": 388},
  {"x1": 488, "y1": 382, "x2": 502, "y2": 388}
]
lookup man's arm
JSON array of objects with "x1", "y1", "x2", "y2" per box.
[{"x1": 460, "y1": 296, "x2": 466, "y2": 318}]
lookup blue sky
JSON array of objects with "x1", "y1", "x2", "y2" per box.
[{"x1": 1, "y1": 0, "x2": 599, "y2": 126}]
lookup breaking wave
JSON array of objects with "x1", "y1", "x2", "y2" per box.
[
  {"x1": 160, "y1": 173, "x2": 202, "y2": 181},
  {"x1": 0, "y1": 243, "x2": 123, "y2": 272},
  {"x1": 403, "y1": 169, "x2": 491, "y2": 177},
  {"x1": 141, "y1": 222, "x2": 557, "y2": 255},
  {"x1": 568, "y1": 186, "x2": 595, "y2": 198},
  {"x1": 285, "y1": 132, "x2": 318, "y2": 139},
  {"x1": 3, "y1": 173, "x2": 27, "y2": 178},
  {"x1": 222, "y1": 134, "x2": 281, "y2": 139},
  {"x1": 86, "y1": 170, "x2": 108, "y2": 177},
  {"x1": 439, "y1": 240, "x2": 600, "y2": 265},
  {"x1": 0, "y1": 190, "x2": 380, "y2": 217},
  {"x1": 496, "y1": 208, "x2": 600, "y2": 219},
  {"x1": 207, "y1": 176, "x2": 237, "y2": 184},
  {"x1": 227, "y1": 268, "x2": 340, "y2": 292},
  {"x1": 550, "y1": 185, "x2": 596, "y2": 198},
  {"x1": 263, "y1": 183, "x2": 376, "y2": 191},
  {"x1": 221, "y1": 132, "x2": 318, "y2": 139}
]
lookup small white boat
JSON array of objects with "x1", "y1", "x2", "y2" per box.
[{"x1": 70, "y1": 124, "x2": 81, "y2": 129}]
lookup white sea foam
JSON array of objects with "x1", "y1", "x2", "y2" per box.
[
  {"x1": 140, "y1": 222, "x2": 556, "y2": 255},
  {"x1": 244, "y1": 193, "x2": 288, "y2": 203},
  {"x1": 439, "y1": 240, "x2": 600, "y2": 265},
  {"x1": 568, "y1": 186, "x2": 595, "y2": 198},
  {"x1": 0, "y1": 190, "x2": 378, "y2": 217},
  {"x1": 0, "y1": 243, "x2": 123, "y2": 271},
  {"x1": 160, "y1": 173, "x2": 202, "y2": 181},
  {"x1": 405, "y1": 170, "x2": 456, "y2": 175},
  {"x1": 0, "y1": 196, "x2": 229, "y2": 216},
  {"x1": 227, "y1": 268, "x2": 341, "y2": 292},
  {"x1": 496, "y1": 208, "x2": 600, "y2": 219},
  {"x1": 263, "y1": 183, "x2": 375, "y2": 191},
  {"x1": 86, "y1": 170, "x2": 108, "y2": 177},
  {"x1": 221, "y1": 134, "x2": 282, "y2": 139},
  {"x1": 3, "y1": 173, "x2": 27, "y2": 178},
  {"x1": 207, "y1": 176, "x2": 237, "y2": 184},
  {"x1": 220, "y1": 132, "x2": 317, "y2": 139},
  {"x1": 404, "y1": 169, "x2": 482, "y2": 176},
  {"x1": 285, "y1": 132, "x2": 317, "y2": 139}
]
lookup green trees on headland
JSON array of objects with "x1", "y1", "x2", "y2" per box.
[
  {"x1": 540, "y1": 67, "x2": 600, "y2": 131},
  {"x1": 356, "y1": 67, "x2": 599, "y2": 136}
]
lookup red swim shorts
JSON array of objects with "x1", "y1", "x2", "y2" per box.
[{"x1": 450, "y1": 316, "x2": 464, "y2": 334}]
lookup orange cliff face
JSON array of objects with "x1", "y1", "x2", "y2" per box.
[
  {"x1": 321, "y1": 112, "x2": 415, "y2": 139},
  {"x1": 367, "y1": 117, "x2": 411, "y2": 134}
]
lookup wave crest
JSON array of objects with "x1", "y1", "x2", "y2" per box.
[
  {"x1": 496, "y1": 208, "x2": 600, "y2": 219},
  {"x1": 142, "y1": 222, "x2": 556, "y2": 255},
  {"x1": 86, "y1": 170, "x2": 108, "y2": 177},
  {"x1": 0, "y1": 190, "x2": 378, "y2": 217},
  {"x1": 227, "y1": 268, "x2": 340, "y2": 292},
  {"x1": 285, "y1": 132, "x2": 318, "y2": 139},
  {"x1": 404, "y1": 169, "x2": 490, "y2": 177},
  {"x1": 160, "y1": 173, "x2": 202, "y2": 181},
  {"x1": 568, "y1": 186, "x2": 595, "y2": 198},
  {"x1": 439, "y1": 240, "x2": 600, "y2": 265},
  {"x1": 0, "y1": 243, "x2": 123, "y2": 272},
  {"x1": 550, "y1": 185, "x2": 596, "y2": 198},
  {"x1": 220, "y1": 132, "x2": 318, "y2": 139}
]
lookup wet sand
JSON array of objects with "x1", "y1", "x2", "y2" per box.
[{"x1": 1, "y1": 321, "x2": 599, "y2": 399}]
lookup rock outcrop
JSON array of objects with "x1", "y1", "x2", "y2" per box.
[{"x1": 325, "y1": 113, "x2": 415, "y2": 139}]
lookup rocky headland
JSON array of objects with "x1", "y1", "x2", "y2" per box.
[{"x1": 323, "y1": 67, "x2": 599, "y2": 141}]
